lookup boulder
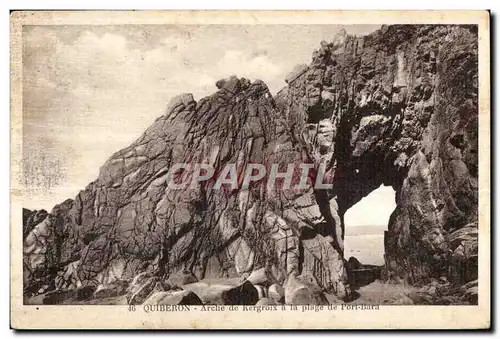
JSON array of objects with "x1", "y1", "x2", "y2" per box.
[
  {"x1": 216, "y1": 75, "x2": 241, "y2": 93},
  {"x1": 462, "y1": 279, "x2": 478, "y2": 291},
  {"x1": 76, "y1": 285, "x2": 96, "y2": 301},
  {"x1": 268, "y1": 284, "x2": 285, "y2": 303},
  {"x1": 449, "y1": 225, "x2": 478, "y2": 249},
  {"x1": 246, "y1": 268, "x2": 271, "y2": 286},
  {"x1": 166, "y1": 93, "x2": 195, "y2": 114},
  {"x1": 143, "y1": 290, "x2": 202, "y2": 305},
  {"x1": 126, "y1": 272, "x2": 160, "y2": 305},
  {"x1": 167, "y1": 271, "x2": 198, "y2": 287},
  {"x1": 254, "y1": 285, "x2": 267, "y2": 299},
  {"x1": 22, "y1": 208, "x2": 48, "y2": 239},
  {"x1": 390, "y1": 294, "x2": 414, "y2": 305},
  {"x1": 284, "y1": 275, "x2": 328, "y2": 305},
  {"x1": 42, "y1": 289, "x2": 76, "y2": 305},
  {"x1": 426, "y1": 286, "x2": 437, "y2": 296},
  {"x1": 347, "y1": 257, "x2": 362, "y2": 270},
  {"x1": 94, "y1": 279, "x2": 130, "y2": 299},
  {"x1": 464, "y1": 286, "x2": 478, "y2": 305},
  {"x1": 182, "y1": 279, "x2": 258, "y2": 305},
  {"x1": 406, "y1": 291, "x2": 434, "y2": 305}
]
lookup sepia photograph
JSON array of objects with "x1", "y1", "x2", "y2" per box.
[{"x1": 10, "y1": 10, "x2": 490, "y2": 329}]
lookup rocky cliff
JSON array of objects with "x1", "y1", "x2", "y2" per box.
[
  {"x1": 23, "y1": 24, "x2": 478, "y2": 305},
  {"x1": 277, "y1": 24, "x2": 478, "y2": 286}
]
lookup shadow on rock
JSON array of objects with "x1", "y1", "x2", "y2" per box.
[{"x1": 345, "y1": 257, "x2": 383, "y2": 290}]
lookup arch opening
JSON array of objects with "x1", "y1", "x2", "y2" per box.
[{"x1": 343, "y1": 184, "x2": 396, "y2": 268}]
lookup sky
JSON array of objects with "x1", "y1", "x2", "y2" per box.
[
  {"x1": 21, "y1": 24, "x2": 396, "y2": 225},
  {"x1": 344, "y1": 185, "x2": 396, "y2": 227}
]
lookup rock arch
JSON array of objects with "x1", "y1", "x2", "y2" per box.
[
  {"x1": 278, "y1": 24, "x2": 478, "y2": 286},
  {"x1": 23, "y1": 25, "x2": 479, "y2": 303}
]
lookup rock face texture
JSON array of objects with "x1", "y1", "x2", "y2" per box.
[
  {"x1": 23, "y1": 24, "x2": 478, "y2": 304},
  {"x1": 23, "y1": 208, "x2": 48, "y2": 239},
  {"x1": 276, "y1": 24, "x2": 478, "y2": 287}
]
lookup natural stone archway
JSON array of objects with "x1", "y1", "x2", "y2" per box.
[
  {"x1": 343, "y1": 185, "x2": 395, "y2": 264},
  {"x1": 277, "y1": 24, "x2": 478, "y2": 286},
  {"x1": 23, "y1": 24, "x2": 479, "y2": 304}
]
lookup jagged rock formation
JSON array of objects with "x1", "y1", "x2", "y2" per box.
[
  {"x1": 276, "y1": 24, "x2": 478, "y2": 287},
  {"x1": 23, "y1": 24, "x2": 478, "y2": 305},
  {"x1": 24, "y1": 74, "x2": 348, "y2": 303},
  {"x1": 23, "y1": 208, "x2": 48, "y2": 239}
]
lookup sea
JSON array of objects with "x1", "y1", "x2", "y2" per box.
[{"x1": 344, "y1": 225, "x2": 386, "y2": 266}]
